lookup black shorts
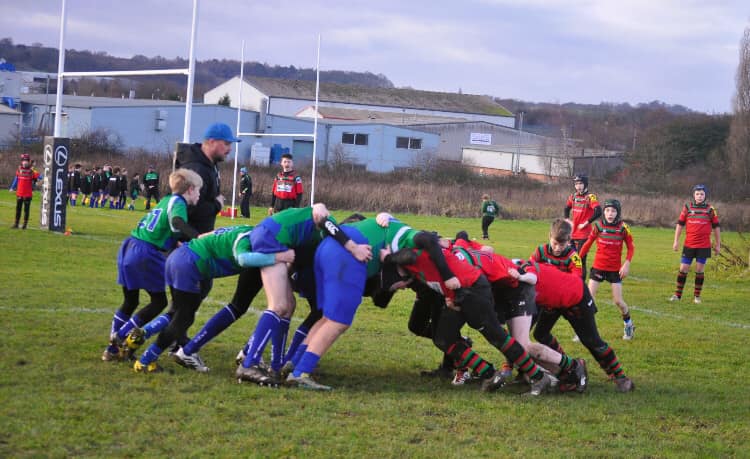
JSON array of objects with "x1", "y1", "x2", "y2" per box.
[
  {"x1": 681, "y1": 247, "x2": 712, "y2": 260},
  {"x1": 492, "y1": 283, "x2": 537, "y2": 321},
  {"x1": 589, "y1": 268, "x2": 621, "y2": 284}
]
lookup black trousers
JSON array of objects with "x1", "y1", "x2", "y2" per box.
[
  {"x1": 481, "y1": 216, "x2": 495, "y2": 237},
  {"x1": 15, "y1": 197, "x2": 31, "y2": 224},
  {"x1": 240, "y1": 193, "x2": 251, "y2": 218}
]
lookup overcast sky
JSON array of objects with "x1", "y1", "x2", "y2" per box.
[{"x1": 1, "y1": 0, "x2": 747, "y2": 113}]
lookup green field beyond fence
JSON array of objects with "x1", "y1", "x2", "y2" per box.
[{"x1": 1, "y1": 192, "x2": 748, "y2": 457}]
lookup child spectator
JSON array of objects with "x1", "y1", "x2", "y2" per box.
[
  {"x1": 11, "y1": 153, "x2": 40, "y2": 229},
  {"x1": 579, "y1": 199, "x2": 636, "y2": 340},
  {"x1": 670, "y1": 184, "x2": 721, "y2": 304},
  {"x1": 128, "y1": 172, "x2": 141, "y2": 211}
]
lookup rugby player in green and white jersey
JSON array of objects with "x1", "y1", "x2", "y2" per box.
[
  {"x1": 103, "y1": 168, "x2": 202, "y2": 362},
  {"x1": 132, "y1": 225, "x2": 295, "y2": 373}
]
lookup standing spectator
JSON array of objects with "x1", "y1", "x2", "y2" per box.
[
  {"x1": 67, "y1": 163, "x2": 82, "y2": 206},
  {"x1": 99, "y1": 165, "x2": 112, "y2": 208},
  {"x1": 11, "y1": 153, "x2": 40, "y2": 229},
  {"x1": 564, "y1": 174, "x2": 601, "y2": 280},
  {"x1": 128, "y1": 172, "x2": 141, "y2": 211},
  {"x1": 175, "y1": 122, "x2": 239, "y2": 233},
  {"x1": 118, "y1": 169, "x2": 129, "y2": 210},
  {"x1": 480, "y1": 194, "x2": 501, "y2": 240},
  {"x1": 239, "y1": 166, "x2": 252, "y2": 218},
  {"x1": 90, "y1": 166, "x2": 103, "y2": 208},
  {"x1": 268, "y1": 153, "x2": 303, "y2": 215},
  {"x1": 670, "y1": 184, "x2": 721, "y2": 304},
  {"x1": 143, "y1": 165, "x2": 160, "y2": 211},
  {"x1": 107, "y1": 167, "x2": 121, "y2": 209},
  {"x1": 81, "y1": 168, "x2": 93, "y2": 206}
]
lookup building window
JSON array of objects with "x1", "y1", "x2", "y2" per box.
[
  {"x1": 396, "y1": 136, "x2": 422, "y2": 149},
  {"x1": 342, "y1": 132, "x2": 368, "y2": 145}
]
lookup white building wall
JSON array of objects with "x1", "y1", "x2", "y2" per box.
[
  {"x1": 462, "y1": 147, "x2": 571, "y2": 177},
  {"x1": 203, "y1": 77, "x2": 266, "y2": 112}
]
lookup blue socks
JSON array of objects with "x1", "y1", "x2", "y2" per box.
[
  {"x1": 110, "y1": 310, "x2": 130, "y2": 337},
  {"x1": 242, "y1": 310, "x2": 280, "y2": 368},
  {"x1": 270, "y1": 318, "x2": 290, "y2": 371},
  {"x1": 283, "y1": 324, "x2": 310, "y2": 365},
  {"x1": 293, "y1": 351, "x2": 321, "y2": 377},
  {"x1": 116, "y1": 316, "x2": 143, "y2": 341},
  {"x1": 183, "y1": 304, "x2": 238, "y2": 355},
  {"x1": 142, "y1": 313, "x2": 172, "y2": 340},
  {"x1": 139, "y1": 344, "x2": 163, "y2": 365}
]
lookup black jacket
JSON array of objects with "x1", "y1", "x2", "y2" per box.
[{"x1": 175, "y1": 143, "x2": 221, "y2": 233}]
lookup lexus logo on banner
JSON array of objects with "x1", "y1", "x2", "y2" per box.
[{"x1": 40, "y1": 136, "x2": 69, "y2": 232}]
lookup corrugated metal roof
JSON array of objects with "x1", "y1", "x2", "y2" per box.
[
  {"x1": 247, "y1": 76, "x2": 514, "y2": 117},
  {"x1": 298, "y1": 105, "x2": 470, "y2": 124},
  {"x1": 20, "y1": 94, "x2": 187, "y2": 109}
]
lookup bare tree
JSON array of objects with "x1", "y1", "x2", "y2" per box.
[{"x1": 727, "y1": 25, "x2": 750, "y2": 187}]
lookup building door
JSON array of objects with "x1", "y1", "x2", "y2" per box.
[{"x1": 292, "y1": 140, "x2": 314, "y2": 166}]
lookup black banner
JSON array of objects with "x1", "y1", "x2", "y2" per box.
[{"x1": 40, "y1": 136, "x2": 69, "y2": 232}]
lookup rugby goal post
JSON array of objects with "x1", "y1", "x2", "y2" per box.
[
  {"x1": 45, "y1": 0, "x2": 199, "y2": 231},
  {"x1": 229, "y1": 35, "x2": 322, "y2": 219}
]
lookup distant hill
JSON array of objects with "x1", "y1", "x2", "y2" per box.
[
  {"x1": 496, "y1": 98, "x2": 697, "y2": 151},
  {"x1": 0, "y1": 38, "x2": 394, "y2": 90}
]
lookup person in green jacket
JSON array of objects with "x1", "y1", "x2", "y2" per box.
[{"x1": 481, "y1": 194, "x2": 501, "y2": 240}]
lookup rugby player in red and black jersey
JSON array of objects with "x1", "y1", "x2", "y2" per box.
[
  {"x1": 514, "y1": 260, "x2": 635, "y2": 393},
  {"x1": 564, "y1": 174, "x2": 601, "y2": 280},
  {"x1": 268, "y1": 153, "x2": 303, "y2": 214},
  {"x1": 387, "y1": 246, "x2": 554, "y2": 395},
  {"x1": 579, "y1": 199, "x2": 636, "y2": 340},
  {"x1": 670, "y1": 184, "x2": 721, "y2": 303},
  {"x1": 451, "y1": 237, "x2": 589, "y2": 393}
]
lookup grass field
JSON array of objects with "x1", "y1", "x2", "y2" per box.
[{"x1": 1, "y1": 192, "x2": 749, "y2": 458}]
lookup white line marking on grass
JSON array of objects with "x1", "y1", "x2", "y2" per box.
[
  {"x1": 597, "y1": 300, "x2": 750, "y2": 330},
  {"x1": 0, "y1": 297, "x2": 289, "y2": 321}
]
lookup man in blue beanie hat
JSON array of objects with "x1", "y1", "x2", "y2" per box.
[{"x1": 175, "y1": 122, "x2": 241, "y2": 232}]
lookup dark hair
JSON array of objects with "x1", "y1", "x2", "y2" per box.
[
  {"x1": 455, "y1": 230, "x2": 469, "y2": 242},
  {"x1": 550, "y1": 218, "x2": 572, "y2": 242},
  {"x1": 341, "y1": 213, "x2": 367, "y2": 224},
  {"x1": 281, "y1": 153, "x2": 293, "y2": 160}
]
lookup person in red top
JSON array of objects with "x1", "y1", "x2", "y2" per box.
[
  {"x1": 670, "y1": 184, "x2": 721, "y2": 304},
  {"x1": 451, "y1": 234, "x2": 589, "y2": 392},
  {"x1": 387, "y1": 245, "x2": 554, "y2": 396},
  {"x1": 579, "y1": 199, "x2": 636, "y2": 340},
  {"x1": 530, "y1": 218, "x2": 584, "y2": 343},
  {"x1": 268, "y1": 153, "x2": 303, "y2": 215},
  {"x1": 530, "y1": 218, "x2": 584, "y2": 278},
  {"x1": 12, "y1": 153, "x2": 40, "y2": 229},
  {"x1": 516, "y1": 260, "x2": 635, "y2": 393},
  {"x1": 564, "y1": 174, "x2": 601, "y2": 281}
]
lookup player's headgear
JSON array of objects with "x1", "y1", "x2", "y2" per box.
[
  {"x1": 692, "y1": 184, "x2": 707, "y2": 194},
  {"x1": 455, "y1": 230, "x2": 469, "y2": 242},
  {"x1": 20, "y1": 153, "x2": 30, "y2": 161},
  {"x1": 573, "y1": 174, "x2": 588, "y2": 192},
  {"x1": 240, "y1": 167, "x2": 247, "y2": 173},
  {"x1": 602, "y1": 199, "x2": 622, "y2": 224}
]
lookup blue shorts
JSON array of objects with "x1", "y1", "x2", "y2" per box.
[
  {"x1": 117, "y1": 237, "x2": 167, "y2": 292},
  {"x1": 681, "y1": 247, "x2": 711, "y2": 265},
  {"x1": 165, "y1": 245, "x2": 204, "y2": 294},
  {"x1": 314, "y1": 227, "x2": 367, "y2": 326},
  {"x1": 249, "y1": 220, "x2": 288, "y2": 254}
]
